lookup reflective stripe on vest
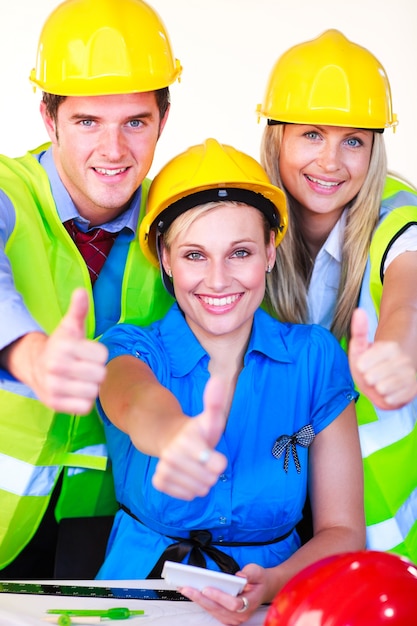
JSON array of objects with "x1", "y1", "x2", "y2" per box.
[
  {"x1": 366, "y1": 486, "x2": 417, "y2": 551},
  {"x1": 0, "y1": 454, "x2": 59, "y2": 497},
  {"x1": 0, "y1": 445, "x2": 107, "y2": 496},
  {"x1": 359, "y1": 408, "x2": 416, "y2": 458}
]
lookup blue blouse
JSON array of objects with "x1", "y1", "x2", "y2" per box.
[{"x1": 97, "y1": 304, "x2": 357, "y2": 579}]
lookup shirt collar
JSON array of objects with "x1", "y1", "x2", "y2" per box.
[
  {"x1": 318, "y1": 208, "x2": 348, "y2": 264},
  {"x1": 160, "y1": 304, "x2": 208, "y2": 376},
  {"x1": 246, "y1": 308, "x2": 294, "y2": 364},
  {"x1": 35, "y1": 146, "x2": 141, "y2": 234},
  {"x1": 160, "y1": 304, "x2": 293, "y2": 378}
]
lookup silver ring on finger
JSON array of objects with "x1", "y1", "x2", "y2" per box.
[
  {"x1": 236, "y1": 596, "x2": 249, "y2": 613},
  {"x1": 197, "y1": 449, "x2": 211, "y2": 464}
]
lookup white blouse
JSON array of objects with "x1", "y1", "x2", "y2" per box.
[{"x1": 307, "y1": 211, "x2": 417, "y2": 329}]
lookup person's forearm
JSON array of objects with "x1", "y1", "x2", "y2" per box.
[
  {"x1": 126, "y1": 382, "x2": 189, "y2": 456},
  {"x1": 377, "y1": 252, "x2": 417, "y2": 366},
  {"x1": 263, "y1": 524, "x2": 365, "y2": 603},
  {"x1": 375, "y1": 305, "x2": 417, "y2": 367},
  {"x1": 100, "y1": 355, "x2": 189, "y2": 456},
  {"x1": 0, "y1": 331, "x2": 48, "y2": 389}
]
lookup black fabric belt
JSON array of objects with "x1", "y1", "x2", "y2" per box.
[{"x1": 119, "y1": 503, "x2": 295, "y2": 579}]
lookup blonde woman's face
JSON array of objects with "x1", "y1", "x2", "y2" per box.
[
  {"x1": 162, "y1": 204, "x2": 276, "y2": 345},
  {"x1": 279, "y1": 124, "x2": 373, "y2": 219}
]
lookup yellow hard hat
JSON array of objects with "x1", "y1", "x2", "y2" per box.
[
  {"x1": 29, "y1": 0, "x2": 182, "y2": 96},
  {"x1": 257, "y1": 29, "x2": 397, "y2": 131},
  {"x1": 140, "y1": 138, "x2": 288, "y2": 267}
]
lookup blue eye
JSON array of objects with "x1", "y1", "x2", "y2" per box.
[
  {"x1": 345, "y1": 137, "x2": 362, "y2": 147},
  {"x1": 304, "y1": 131, "x2": 319, "y2": 140},
  {"x1": 187, "y1": 252, "x2": 204, "y2": 260}
]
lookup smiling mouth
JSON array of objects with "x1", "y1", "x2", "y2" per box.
[
  {"x1": 305, "y1": 174, "x2": 342, "y2": 188},
  {"x1": 199, "y1": 294, "x2": 241, "y2": 306},
  {"x1": 94, "y1": 167, "x2": 128, "y2": 176}
]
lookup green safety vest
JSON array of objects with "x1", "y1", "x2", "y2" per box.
[
  {"x1": 356, "y1": 175, "x2": 417, "y2": 562},
  {"x1": 0, "y1": 148, "x2": 174, "y2": 568}
]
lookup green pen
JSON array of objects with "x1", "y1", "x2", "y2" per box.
[{"x1": 46, "y1": 607, "x2": 145, "y2": 620}]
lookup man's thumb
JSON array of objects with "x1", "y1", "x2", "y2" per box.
[{"x1": 58, "y1": 288, "x2": 89, "y2": 339}]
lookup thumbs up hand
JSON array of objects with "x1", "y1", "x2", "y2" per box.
[
  {"x1": 152, "y1": 376, "x2": 228, "y2": 500},
  {"x1": 349, "y1": 308, "x2": 417, "y2": 410},
  {"x1": 33, "y1": 288, "x2": 108, "y2": 414}
]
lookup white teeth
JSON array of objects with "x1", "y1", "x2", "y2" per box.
[
  {"x1": 95, "y1": 167, "x2": 127, "y2": 176},
  {"x1": 307, "y1": 175, "x2": 340, "y2": 188},
  {"x1": 201, "y1": 295, "x2": 239, "y2": 306}
]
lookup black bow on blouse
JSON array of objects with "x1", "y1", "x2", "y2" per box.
[{"x1": 272, "y1": 424, "x2": 316, "y2": 473}]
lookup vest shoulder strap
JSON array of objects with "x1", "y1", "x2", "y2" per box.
[{"x1": 369, "y1": 177, "x2": 417, "y2": 311}]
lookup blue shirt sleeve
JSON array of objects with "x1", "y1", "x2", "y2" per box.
[
  {"x1": 306, "y1": 324, "x2": 358, "y2": 436},
  {"x1": 100, "y1": 321, "x2": 165, "y2": 365}
]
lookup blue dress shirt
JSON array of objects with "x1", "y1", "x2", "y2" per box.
[{"x1": 97, "y1": 304, "x2": 357, "y2": 579}]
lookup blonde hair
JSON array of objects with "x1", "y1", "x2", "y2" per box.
[{"x1": 261, "y1": 124, "x2": 387, "y2": 341}]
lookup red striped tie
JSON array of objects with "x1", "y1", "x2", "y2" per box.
[{"x1": 64, "y1": 219, "x2": 118, "y2": 285}]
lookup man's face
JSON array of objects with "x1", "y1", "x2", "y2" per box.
[{"x1": 42, "y1": 92, "x2": 168, "y2": 226}]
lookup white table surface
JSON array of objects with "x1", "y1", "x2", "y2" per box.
[{"x1": 0, "y1": 579, "x2": 269, "y2": 626}]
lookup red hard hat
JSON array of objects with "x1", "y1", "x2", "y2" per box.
[{"x1": 264, "y1": 551, "x2": 417, "y2": 626}]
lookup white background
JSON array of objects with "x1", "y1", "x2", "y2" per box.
[{"x1": 1, "y1": 0, "x2": 416, "y2": 185}]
